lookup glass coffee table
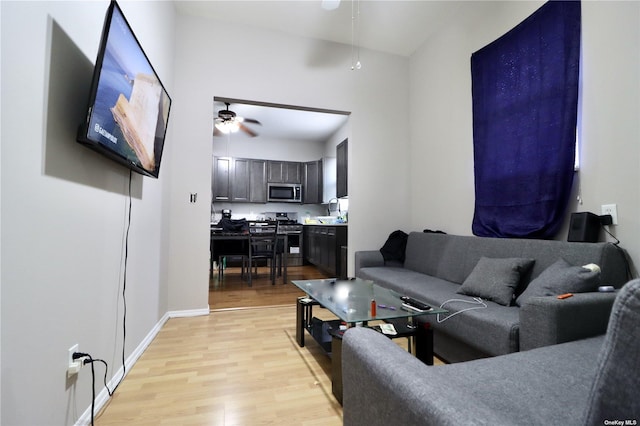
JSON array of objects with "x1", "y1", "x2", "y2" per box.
[{"x1": 291, "y1": 278, "x2": 447, "y2": 404}]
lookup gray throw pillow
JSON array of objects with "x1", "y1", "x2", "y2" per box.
[
  {"x1": 457, "y1": 257, "x2": 535, "y2": 306},
  {"x1": 516, "y1": 258, "x2": 600, "y2": 306}
]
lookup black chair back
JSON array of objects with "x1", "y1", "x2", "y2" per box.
[{"x1": 249, "y1": 222, "x2": 279, "y2": 284}]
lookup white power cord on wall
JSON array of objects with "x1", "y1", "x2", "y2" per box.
[{"x1": 437, "y1": 297, "x2": 487, "y2": 323}]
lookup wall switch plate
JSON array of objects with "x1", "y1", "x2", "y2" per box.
[{"x1": 601, "y1": 204, "x2": 618, "y2": 225}]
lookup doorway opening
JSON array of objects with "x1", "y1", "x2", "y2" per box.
[{"x1": 210, "y1": 97, "x2": 350, "y2": 310}]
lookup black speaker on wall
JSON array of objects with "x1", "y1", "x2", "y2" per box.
[{"x1": 567, "y1": 212, "x2": 600, "y2": 243}]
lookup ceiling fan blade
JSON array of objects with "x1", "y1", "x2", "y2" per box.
[
  {"x1": 242, "y1": 118, "x2": 261, "y2": 125},
  {"x1": 213, "y1": 126, "x2": 224, "y2": 137},
  {"x1": 239, "y1": 123, "x2": 258, "y2": 137}
]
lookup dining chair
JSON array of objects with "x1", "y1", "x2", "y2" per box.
[{"x1": 248, "y1": 222, "x2": 279, "y2": 285}]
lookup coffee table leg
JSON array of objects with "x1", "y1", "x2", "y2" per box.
[
  {"x1": 296, "y1": 298, "x2": 305, "y2": 347},
  {"x1": 283, "y1": 234, "x2": 288, "y2": 284},
  {"x1": 331, "y1": 335, "x2": 343, "y2": 405},
  {"x1": 415, "y1": 322, "x2": 434, "y2": 366}
]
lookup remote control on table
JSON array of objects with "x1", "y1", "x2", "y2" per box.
[{"x1": 400, "y1": 296, "x2": 432, "y2": 311}]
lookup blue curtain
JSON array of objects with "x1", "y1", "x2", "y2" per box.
[{"x1": 471, "y1": 1, "x2": 581, "y2": 239}]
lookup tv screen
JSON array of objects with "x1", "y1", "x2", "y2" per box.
[{"x1": 77, "y1": 1, "x2": 171, "y2": 178}]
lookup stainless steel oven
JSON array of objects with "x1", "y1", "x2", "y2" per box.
[{"x1": 279, "y1": 222, "x2": 303, "y2": 266}]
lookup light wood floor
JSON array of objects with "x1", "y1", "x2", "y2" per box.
[
  {"x1": 97, "y1": 266, "x2": 342, "y2": 425},
  {"x1": 96, "y1": 305, "x2": 342, "y2": 425},
  {"x1": 209, "y1": 265, "x2": 330, "y2": 310},
  {"x1": 96, "y1": 265, "x2": 440, "y2": 424}
]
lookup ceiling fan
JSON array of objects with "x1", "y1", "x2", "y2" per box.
[
  {"x1": 214, "y1": 102, "x2": 261, "y2": 137},
  {"x1": 321, "y1": 0, "x2": 340, "y2": 10}
]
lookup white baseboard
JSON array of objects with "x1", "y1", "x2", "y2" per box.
[
  {"x1": 166, "y1": 306, "x2": 211, "y2": 318},
  {"x1": 75, "y1": 306, "x2": 210, "y2": 425}
]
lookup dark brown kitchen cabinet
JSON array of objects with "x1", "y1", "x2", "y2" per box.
[
  {"x1": 336, "y1": 139, "x2": 348, "y2": 198},
  {"x1": 212, "y1": 157, "x2": 232, "y2": 202},
  {"x1": 212, "y1": 157, "x2": 266, "y2": 203},
  {"x1": 268, "y1": 161, "x2": 301, "y2": 184},
  {"x1": 249, "y1": 159, "x2": 267, "y2": 203},
  {"x1": 303, "y1": 159, "x2": 323, "y2": 204},
  {"x1": 304, "y1": 225, "x2": 347, "y2": 277},
  {"x1": 231, "y1": 158, "x2": 251, "y2": 202}
]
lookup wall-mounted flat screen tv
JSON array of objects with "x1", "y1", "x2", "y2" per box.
[{"x1": 77, "y1": 0, "x2": 171, "y2": 178}]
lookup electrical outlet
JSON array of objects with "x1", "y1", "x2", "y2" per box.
[
  {"x1": 67, "y1": 344, "x2": 82, "y2": 377},
  {"x1": 601, "y1": 204, "x2": 618, "y2": 225}
]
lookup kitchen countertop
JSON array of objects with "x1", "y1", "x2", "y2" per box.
[{"x1": 303, "y1": 222, "x2": 348, "y2": 226}]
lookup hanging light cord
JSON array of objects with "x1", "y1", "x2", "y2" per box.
[
  {"x1": 351, "y1": 0, "x2": 361, "y2": 70},
  {"x1": 356, "y1": 0, "x2": 361, "y2": 69},
  {"x1": 351, "y1": 0, "x2": 355, "y2": 69}
]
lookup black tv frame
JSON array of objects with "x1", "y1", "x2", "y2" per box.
[{"x1": 76, "y1": 0, "x2": 171, "y2": 179}]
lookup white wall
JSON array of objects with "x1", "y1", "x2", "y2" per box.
[
  {"x1": 324, "y1": 117, "x2": 350, "y2": 158},
  {"x1": 6, "y1": 2, "x2": 632, "y2": 424},
  {"x1": 1, "y1": 1, "x2": 176, "y2": 424},
  {"x1": 323, "y1": 119, "x2": 350, "y2": 203},
  {"x1": 576, "y1": 1, "x2": 640, "y2": 273},
  {"x1": 212, "y1": 135, "x2": 325, "y2": 161},
  {"x1": 408, "y1": 1, "x2": 640, "y2": 273},
  {"x1": 171, "y1": 14, "x2": 411, "y2": 285}
]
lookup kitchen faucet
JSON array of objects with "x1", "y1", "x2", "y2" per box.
[{"x1": 327, "y1": 198, "x2": 340, "y2": 216}]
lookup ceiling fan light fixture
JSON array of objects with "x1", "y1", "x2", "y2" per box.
[
  {"x1": 214, "y1": 122, "x2": 229, "y2": 134},
  {"x1": 321, "y1": 0, "x2": 340, "y2": 11},
  {"x1": 215, "y1": 121, "x2": 240, "y2": 134},
  {"x1": 214, "y1": 102, "x2": 261, "y2": 137}
]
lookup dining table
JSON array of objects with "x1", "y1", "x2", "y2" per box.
[{"x1": 210, "y1": 227, "x2": 295, "y2": 285}]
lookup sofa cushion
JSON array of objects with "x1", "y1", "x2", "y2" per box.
[
  {"x1": 357, "y1": 266, "x2": 460, "y2": 302},
  {"x1": 457, "y1": 257, "x2": 535, "y2": 306},
  {"x1": 516, "y1": 258, "x2": 601, "y2": 306},
  {"x1": 433, "y1": 297, "x2": 521, "y2": 356},
  {"x1": 358, "y1": 266, "x2": 521, "y2": 356}
]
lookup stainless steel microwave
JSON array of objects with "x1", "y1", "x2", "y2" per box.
[{"x1": 267, "y1": 183, "x2": 302, "y2": 203}]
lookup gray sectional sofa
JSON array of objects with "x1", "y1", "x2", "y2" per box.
[
  {"x1": 355, "y1": 232, "x2": 629, "y2": 362},
  {"x1": 342, "y1": 279, "x2": 640, "y2": 425}
]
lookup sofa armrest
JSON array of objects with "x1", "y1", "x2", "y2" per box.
[
  {"x1": 342, "y1": 327, "x2": 427, "y2": 425},
  {"x1": 520, "y1": 292, "x2": 617, "y2": 351},
  {"x1": 342, "y1": 327, "x2": 504, "y2": 426},
  {"x1": 354, "y1": 250, "x2": 385, "y2": 275}
]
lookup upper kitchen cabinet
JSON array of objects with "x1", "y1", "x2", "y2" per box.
[
  {"x1": 212, "y1": 157, "x2": 232, "y2": 202},
  {"x1": 230, "y1": 158, "x2": 251, "y2": 202},
  {"x1": 336, "y1": 139, "x2": 348, "y2": 198},
  {"x1": 303, "y1": 159, "x2": 323, "y2": 204},
  {"x1": 212, "y1": 157, "x2": 266, "y2": 203},
  {"x1": 268, "y1": 161, "x2": 301, "y2": 184},
  {"x1": 249, "y1": 159, "x2": 267, "y2": 203}
]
